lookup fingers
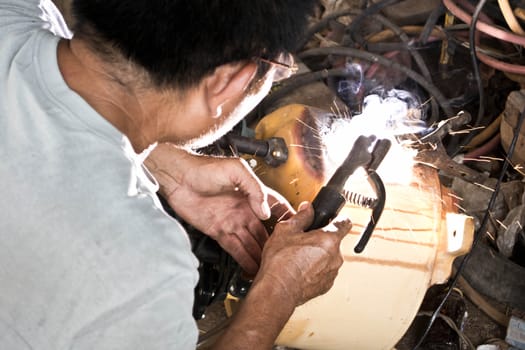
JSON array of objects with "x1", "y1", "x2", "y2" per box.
[
  {"x1": 228, "y1": 159, "x2": 271, "y2": 220},
  {"x1": 331, "y1": 219, "x2": 353, "y2": 239},
  {"x1": 266, "y1": 188, "x2": 295, "y2": 222},
  {"x1": 215, "y1": 219, "x2": 269, "y2": 276},
  {"x1": 313, "y1": 219, "x2": 351, "y2": 263},
  {"x1": 246, "y1": 219, "x2": 270, "y2": 249},
  {"x1": 217, "y1": 230, "x2": 260, "y2": 276}
]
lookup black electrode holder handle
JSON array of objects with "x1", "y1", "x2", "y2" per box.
[
  {"x1": 308, "y1": 187, "x2": 347, "y2": 230},
  {"x1": 307, "y1": 135, "x2": 376, "y2": 231}
]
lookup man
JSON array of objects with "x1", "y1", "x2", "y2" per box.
[{"x1": 0, "y1": 1, "x2": 351, "y2": 349}]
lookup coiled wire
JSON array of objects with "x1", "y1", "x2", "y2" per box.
[{"x1": 343, "y1": 190, "x2": 377, "y2": 209}]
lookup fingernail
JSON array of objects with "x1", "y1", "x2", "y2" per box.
[
  {"x1": 261, "y1": 203, "x2": 271, "y2": 219},
  {"x1": 298, "y1": 201, "x2": 309, "y2": 211}
]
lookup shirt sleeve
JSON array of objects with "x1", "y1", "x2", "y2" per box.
[{"x1": 0, "y1": 0, "x2": 72, "y2": 38}]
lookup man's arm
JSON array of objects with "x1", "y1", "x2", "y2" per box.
[
  {"x1": 214, "y1": 274, "x2": 296, "y2": 349},
  {"x1": 212, "y1": 204, "x2": 351, "y2": 349},
  {"x1": 147, "y1": 143, "x2": 351, "y2": 348}
]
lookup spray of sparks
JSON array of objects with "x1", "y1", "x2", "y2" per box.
[{"x1": 320, "y1": 88, "x2": 428, "y2": 186}]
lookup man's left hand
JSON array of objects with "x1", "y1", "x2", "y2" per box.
[{"x1": 146, "y1": 143, "x2": 294, "y2": 276}]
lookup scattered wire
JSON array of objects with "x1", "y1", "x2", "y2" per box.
[
  {"x1": 443, "y1": 0, "x2": 525, "y2": 46},
  {"x1": 463, "y1": 133, "x2": 501, "y2": 160},
  {"x1": 457, "y1": 0, "x2": 489, "y2": 154},
  {"x1": 411, "y1": 95, "x2": 525, "y2": 350},
  {"x1": 344, "y1": 0, "x2": 400, "y2": 47},
  {"x1": 371, "y1": 14, "x2": 440, "y2": 123},
  {"x1": 298, "y1": 46, "x2": 454, "y2": 116},
  {"x1": 299, "y1": 8, "x2": 360, "y2": 49},
  {"x1": 419, "y1": 3, "x2": 446, "y2": 44},
  {"x1": 499, "y1": 0, "x2": 525, "y2": 34},
  {"x1": 256, "y1": 67, "x2": 351, "y2": 116},
  {"x1": 443, "y1": 0, "x2": 525, "y2": 77},
  {"x1": 367, "y1": 25, "x2": 447, "y2": 43},
  {"x1": 476, "y1": 51, "x2": 525, "y2": 74},
  {"x1": 470, "y1": 0, "x2": 487, "y2": 125},
  {"x1": 465, "y1": 114, "x2": 502, "y2": 149},
  {"x1": 417, "y1": 311, "x2": 476, "y2": 350}
]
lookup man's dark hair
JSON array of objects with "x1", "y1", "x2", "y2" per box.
[{"x1": 72, "y1": 0, "x2": 319, "y2": 89}]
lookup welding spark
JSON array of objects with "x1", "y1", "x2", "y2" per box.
[
  {"x1": 507, "y1": 159, "x2": 525, "y2": 176},
  {"x1": 496, "y1": 219, "x2": 507, "y2": 230},
  {"x1": 479, "y1": 156, "x2": 504, "y2": 161},
  {"x1": 420, "y1": 97, "x2": 433, "y2": 108},
  {"x1": 473, "y1": 182, "x2": 495, "y2": 192},
  {"x1": 448, "y1": 193, "x2": 464, "y2": 201},
  {"x1": 486, "y1": 230, "x2": 496, "y2": 242},
  {"x1": 330, "y1": 101, "x2": 350, "y2": 120},
  {"x1": 276, "y1": 210, "x2": 292, "y2": 223},
  {"x1": 415, "y1": 161, "x2": 439, "y2": 170},
  {"x1": 294, "y1": 117, "x2": 319, "y2": 133},
  {"x1": 453, "y1": 203, "x2": 467, "y2": 213},
  {"x1": 463, "y1": 157, "x2": 492, "y2": 163},
  {"x1": 449, "y1": 126, "x2": 485, "y2": 135},
  {"x1": 288, "y1": 144, "x2": 325, "y2": 151},
  {"x1": 448, "y1": 129, "x2": 473, "y2": 135},
  {"x1": 319, "y1": 88, "x2": 430, "y2": 186}
]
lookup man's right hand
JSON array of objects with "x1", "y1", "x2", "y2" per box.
[
  {"x1": 256, "y1": 201, "x2": 352, "y2": 306},
  {"x1": 212, "y1": 203, "x2": 351, "y2": 350}
]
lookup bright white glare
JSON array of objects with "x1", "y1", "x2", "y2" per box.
[{"x1": 320, "y1": 89, "x2": 427, "y2": 185}]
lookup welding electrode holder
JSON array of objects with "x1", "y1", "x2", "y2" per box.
[
  {"x1": 308, "y1": 187, "x2": 347, "y2": 231},
  {"x1": 307, "y1": 135, "x2": 391, "y2": 254},
  {"x1": 307, "y1": 135, "x2": 376, "y2": 231}
]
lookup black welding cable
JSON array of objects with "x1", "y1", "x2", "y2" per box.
[
  {"x1": 344, "y1": 0, "x2": 401, "y2": 47},
  {"x1": 371, "y1": 14, "x2": 440, "y2": 123},
  {"x1": 452, "y1": 0, "x2": 488, "y2": 156},
  {"x1": 467, "y1": 0, "x2": 488, "y2": 141},
  {"x1": 298, "y1": 47, "x2": 454, "y2": 116},
  {"x1": 419, "y1": 3, "x2": 446, "y2": 44},
  {"x1": 257, "y1": 67, "x2": 350, "y2": 115},
  {"x1": 411, "y1": 102, "x2": 525, "y2": 350},
  {"x1": 298, "y1": 9, "x2": 361, "y2": 49}
]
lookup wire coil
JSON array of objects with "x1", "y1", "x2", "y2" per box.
[{"x1": 343, "y1": 190, "x2": 378, "y2": 209}]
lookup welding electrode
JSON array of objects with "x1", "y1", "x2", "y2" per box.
[{"x1": 307, "y1": 135, "x2": 376, "y2": 231}]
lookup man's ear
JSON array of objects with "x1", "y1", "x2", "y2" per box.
[{"x1": 204, "y1": 61, "x2": 258, "y2": 119}]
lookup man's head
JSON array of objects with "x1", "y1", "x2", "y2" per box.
[{"x1": 72, "y1": 0, "x2": 319, "y2": 90}]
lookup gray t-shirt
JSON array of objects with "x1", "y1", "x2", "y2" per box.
[{"x1": 0, "y1": 1, "x2": 200, "y2": 349}]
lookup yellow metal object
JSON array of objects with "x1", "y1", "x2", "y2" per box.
[
  {"x1": 252, "y1": 104, "x2": 331, "y2": 208},
  {"x1": 245, "y1": 105, "x2": 474, "y2": 349}
]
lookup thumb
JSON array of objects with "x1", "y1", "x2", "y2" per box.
[{"x1": 283, "y1": 201, "x2": 315, "y2": 232}]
